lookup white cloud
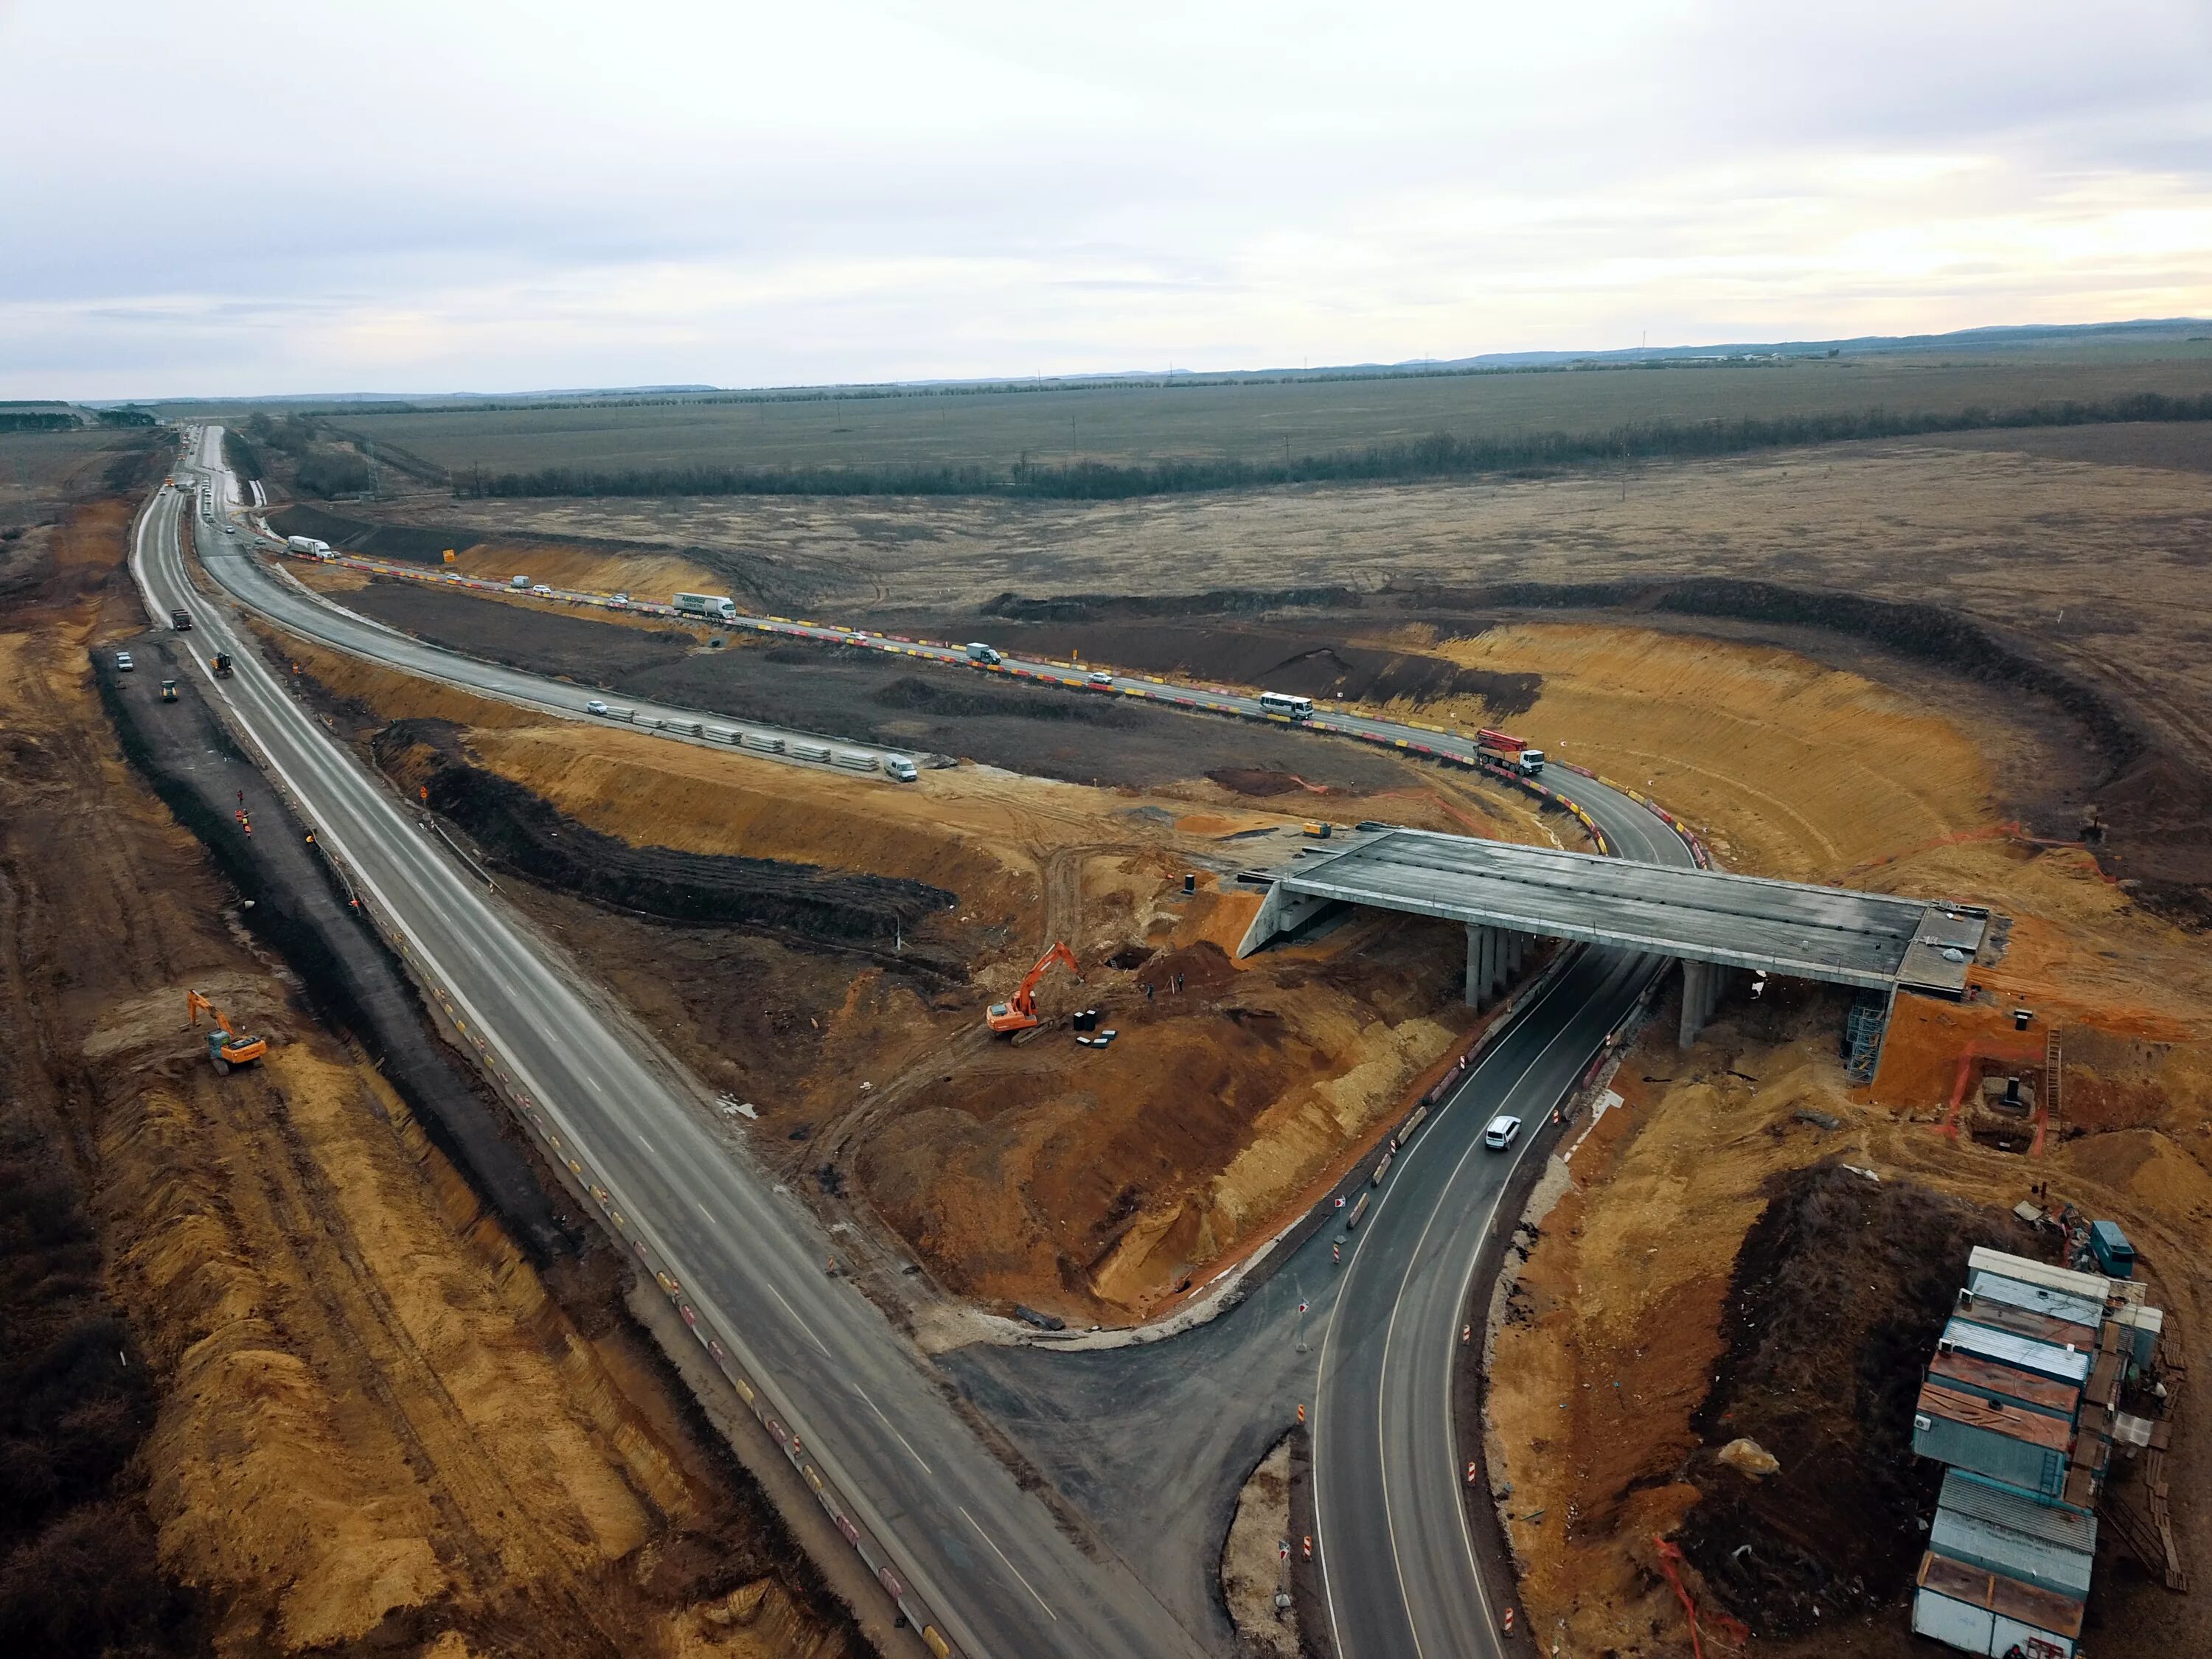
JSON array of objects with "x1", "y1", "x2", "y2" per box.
[{"x1": 2, "y1": 0, "x2": 2208, "y2": 396}]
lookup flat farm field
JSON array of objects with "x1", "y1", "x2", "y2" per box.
[{"x1": 321, "y1": 342, "x2": 2212, "y2": 476}]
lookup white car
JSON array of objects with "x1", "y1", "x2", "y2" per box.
[
  {"x1": 585, "y1": 700, "x2": 610, "y2": 716},
  {"x1": 531, "y1": 584, "x2": 554, "y2": 597},
  {"x1": 115, "y1": 650, "x2": 135, "y2": 671},
  {"x1": 1482, "y1": 1114, "x2": 1523, "y2": 1151},
  {"x1": 1088, "y1": 669, "x2": 1113, "y2": 686}
]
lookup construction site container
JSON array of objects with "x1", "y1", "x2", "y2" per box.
[
  {"x1": 1938, "y1": 1319, "x2": 2092, "y2": 1388},
  {"x1": 2112, "y1": 1302, "x2": 2163, "y2": 1370},
  {"x1": 1950, "y1": 1296, "x2": 2104, "y2": 1352},
  {"x1": 1966, "y1": 1271, "x2": 2103, "y2": 1333},
  {"x1": 2089, "y1": 1220, "x2": 2135, "y2": 1279},
  {"x1": 1913, "y1": 1382, "x2": 2073, "y2": 1499},
  {"x1": 1927, "y1": 1348, "x2": 2080, "y2": 1421},
  {"x1": 1967, "y1": 1248, "x2": 2110, "y2": 1306},
  {"x1": 1913, "y1": 1552, "x2": 2082, "y2": 1658},
  {"x1": 1930, "y1": 1479, "x2": 2095, "y2": 1598}
]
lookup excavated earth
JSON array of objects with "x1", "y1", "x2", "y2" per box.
[
  {"x1": 0, "y1": 487, "x2": 864, "y2": 1659},
  {"x1": 1674, "y1": 1163, "x2": 2047, "y2": 1633}
]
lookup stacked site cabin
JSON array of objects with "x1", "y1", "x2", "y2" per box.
[{"x1": 1908, "y1": 1246, "x2": 2173, "y2": 1658}]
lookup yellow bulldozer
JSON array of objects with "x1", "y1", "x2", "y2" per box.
[{"x1": 186, "y1": 990, "x2": 267, "y2": 1074}]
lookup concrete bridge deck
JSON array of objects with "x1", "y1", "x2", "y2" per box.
[{"x1": 1240, "y1": 827, "x2": 1991, "y2": 1020}]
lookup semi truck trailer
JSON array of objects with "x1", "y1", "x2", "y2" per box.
[{"x1": 674, "y1": 592, "x2": 739, "y2": 622}]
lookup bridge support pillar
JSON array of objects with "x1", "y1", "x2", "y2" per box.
[
  {"x1": 1679, "y1": 958, "x2": 1711, "y2": 1050},
  {"x1": 1467, "y1": 927, "x2": 1532, "y2": 1009}
]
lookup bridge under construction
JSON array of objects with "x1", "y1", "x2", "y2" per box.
[{"x1": 1240, "y1": 826, "x2": 1995, "y2": 1049}]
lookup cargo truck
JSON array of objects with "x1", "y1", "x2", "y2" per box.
[
  {"x1": 284, "y1": 534, "x2": 333, "y2": 559},
  {"x1": 674, "y1": 591, "x2": 739, "y2": 622},
  {"x1": 964, "y1": 641, "x2": 1002, "y2": 666},
  {"x1": 1476, "y1": 727, "x2": 1546, "y2": 775}
]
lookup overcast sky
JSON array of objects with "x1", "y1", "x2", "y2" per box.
[{"x1": 5, "y1": 0, "x2": 2210, "y2": 399}]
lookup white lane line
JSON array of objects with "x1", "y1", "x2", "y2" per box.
[
  {"x1": 856, "y1": 1385, "x2": 934, "y2": 1475},
  {"x1": 762, "y1": 1279, "x2": 834, "y2": 1357},
  {"x1": 698, "y1": 1201, "x2": 714, "y2": 1222},
  {"x1": 1315, "y1": 953, "x2": 1593, "y2": 1659},
  {"x1": 959, "y1": 1505, "x2": 1057, "y2": 1621}
]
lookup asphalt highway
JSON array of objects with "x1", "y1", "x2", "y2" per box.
[
  {"x1": 147, "y1": 429, "x2": 1208, "y2": 1659},
  {"x1": 166, "y1": 427, "x2": 1705, "y2": 1659},
  {"x1": 1310, "y1": 805, "x2": 1686, "y2": 1659}
]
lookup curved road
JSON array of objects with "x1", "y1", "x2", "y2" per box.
[
  {"x1": 150, "y1": 430, "x2": 1206, "y2": 1659},
  {"x1": 171, "y1": 427, "x2": 1701, "y2": 1658}
]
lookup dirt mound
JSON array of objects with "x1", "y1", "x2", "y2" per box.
[
  {"x1": 270, "y1": 503, "x2": 464, "y2": 563},
  {"x1": 954, "y1": 615, "x2": 1543, "y2": 712},
  {"x1": 357, "y1": 577, "x2": 698, "y2": 676},
  {"x1": 1676, "y1": 1161, "x2": 2048, "y2": 1634},
  {"x1": 333, "y1": 579, "x2": 1424, "y2": 793},
  {"x1": 378, "y1": 725, "x2": 958, "y2": 954},
  {"x1": 982, "y1": 585, "x2": 1364, "y2": 622},
  {"x1": 868, "y1": 672, "x2": 1147, "y2": 728}
]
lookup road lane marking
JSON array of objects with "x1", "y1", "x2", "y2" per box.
[
  {"x1": 959, "y1": 1505, "x2": 1057, "y2": 1621},
  {"x1": 762, "y1": 1279, "x2": 833, "y2": 1357},
  {"x1": 856, "y1": 1385, "x2": 934, "y2": 1475},
  {"x1": 1313, "y1": 946, "x2": 1607, "y2": 1659}
]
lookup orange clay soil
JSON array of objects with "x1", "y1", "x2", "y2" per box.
[
  {"x1": 4, "y1": 504, "x2": 855, "y2": 1659},
  {"x1": 249, "y1": 620, "x2": 1571, "y2": 1321},
  {"x1": 1475, "y1": 625, "x2": 2212, "y2": 1658}
]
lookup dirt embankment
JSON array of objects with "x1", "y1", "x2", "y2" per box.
[
  {"x1": 3, "y1": 498, "x2": 860, "y2": 1657},
  {"x1": 330, "y1": 576, "x2": 1432, "y2": 794},
  {"x1": 375, "y1": 720, "x2": 959, "y2": 959},
  {"x1": 1675, "y1": 1164, "x2": 2043, "y2": 1632},
  {"x1": 259, "y1": 602, "x2": 1543, "y2": 1320},
  {"x1": 1476, "y1": 638, "x2": 2212, "y2": 1659},
  {"x1": 266, "y1": 501, "x2": 812, "y2": 611}
]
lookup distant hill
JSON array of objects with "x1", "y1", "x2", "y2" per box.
[{"x1": 80, "y1": 317, "x2": 2212, "y2": 412}]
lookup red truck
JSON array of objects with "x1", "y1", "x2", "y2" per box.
[{"x1": 1476, "y1": 727, "x2": 1546, "y2": 776}]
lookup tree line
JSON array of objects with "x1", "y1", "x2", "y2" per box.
[{"x1": 453, "y1": 390, "x2": 2212, "y2": 501}]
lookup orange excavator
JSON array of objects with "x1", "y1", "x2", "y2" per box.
[
  {"x1": 987, "y1": 941, "x2": 1081, "y2": 1035},
  {"x1": 186, "y1": 990, "x2": 268, "y2": 1074}
]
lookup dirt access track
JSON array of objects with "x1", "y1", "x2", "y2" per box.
[{"x1": 0, "y1": 492, "x2": 867, "y2": 1656}]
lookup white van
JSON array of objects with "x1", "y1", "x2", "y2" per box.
[
  {"x1": 1482, "y1": 1115, "x2": 1523, "y2": 1151},
  {"x1": 884, "y1": 757, "x2": 919, "y2": 783}
]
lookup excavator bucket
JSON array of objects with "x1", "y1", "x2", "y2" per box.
[
  {"x1": 188, "y1": 989, "x2": 265, "y2": 1072},
  {"x1": 984, "y1": 942, "x2": 1081, "y2": 1035}
]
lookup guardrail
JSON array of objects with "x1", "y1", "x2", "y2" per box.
[{"x1": 160, "y1": 495, "x2": 970, "y2": 1659}]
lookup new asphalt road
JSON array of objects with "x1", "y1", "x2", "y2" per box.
[
  {"x1": 161, "y1": 426, "x2": 1702, "y2": 1658},
  {"x1": 147, "y1": 429, "x2": 1206, "y2": 1659}
]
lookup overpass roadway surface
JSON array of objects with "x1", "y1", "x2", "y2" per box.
[
  {"x1": 185, "y1": 428, "x2": 1713, "y2": 1657},
  {"x1": 152, "y1": 431, "x2": 1206, "y2": 1659}
]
